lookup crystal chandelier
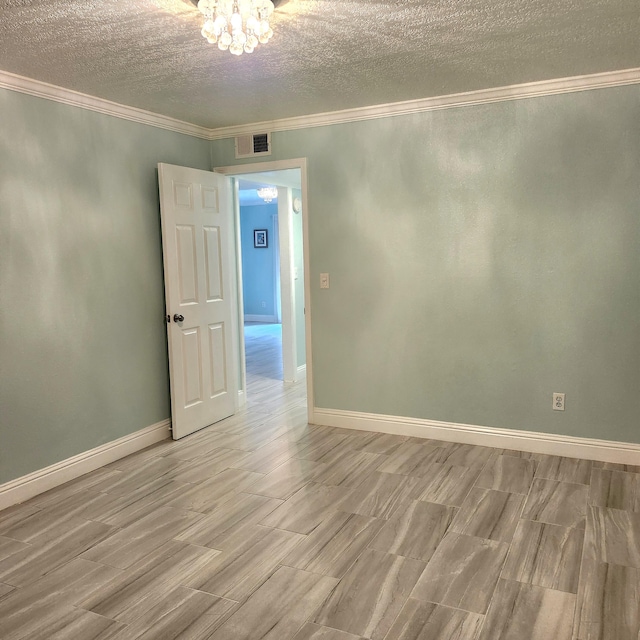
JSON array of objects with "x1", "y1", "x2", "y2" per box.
[
  {"x1": 197, "y1": 0, "x2": 275, "y2": 55},
  {"x1": 257, "y1": 187, "x2": 278, "y2": 203}
]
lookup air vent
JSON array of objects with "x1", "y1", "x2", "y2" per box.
[{"x1": 235, "y1": 132, "x2": 272, "y2": 159}]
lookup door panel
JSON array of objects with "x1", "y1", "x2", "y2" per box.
[
  {"x1": 182, "y1": 327, "x2": 203, "y2": 407},
  {"x1": 159, "y1": 163, "x2": 238, "y2": 439},
  {"x1": 176, "y1": 225, "x2": 198, "y2": 304},
  {"x1": 208, "y1": 323, "x2": 227, "y2": 397},
  {"x1": 203, "y1": 226, "x2": 223, "y2": 301}
]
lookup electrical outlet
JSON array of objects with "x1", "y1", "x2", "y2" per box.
[
  {"x1": 320, "y1": 273, "x2": 330, "y2": 289},
  {"x1": 261, "y1": 301, "x2": 266, "y2": 308},
  {"x1": 553, "y1": 392, "x2": 565, "y2": 411}
]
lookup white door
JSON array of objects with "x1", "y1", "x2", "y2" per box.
[{"x1": 158, "y1": 163, "x2": 238, "y2": 439}]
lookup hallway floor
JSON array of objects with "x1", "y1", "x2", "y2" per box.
[
  {"x1": 244, "y1": 322, "x2": 283, "y2": 381},
  {"x1": 0, "y1": 336, "x2": 638, "y2": 638}
]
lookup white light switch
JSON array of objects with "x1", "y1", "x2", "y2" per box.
[{"x1": 320, "y1": 273, "x2": 330, "y2": 289}]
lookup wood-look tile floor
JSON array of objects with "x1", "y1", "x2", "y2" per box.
[{"x1": 1, "y1": 324, "x2": 639, "y2": 639}]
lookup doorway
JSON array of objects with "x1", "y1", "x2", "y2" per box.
[
  {"x1": 237, "y1": 179, "x2": 283, "y2": 384},
  {"x1": 216, "y1": 159, "x2": 313, "y2": 416}
]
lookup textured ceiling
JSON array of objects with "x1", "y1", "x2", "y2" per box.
[{"x1": 1, "y1": 0, "x2": 639, "y2": 129}]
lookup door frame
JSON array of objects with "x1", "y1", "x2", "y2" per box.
[
  {"x1": 214, "y1": 158, "x2": 314, "y2": 419},
  {"x1": 272, "y1": 213, "x2": 281, "y2": 324}
]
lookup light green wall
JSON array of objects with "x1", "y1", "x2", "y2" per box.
[
  {"x1": 1, "y1": 81, "x2": 638, "y2": 488},
  {"x1": 212, "y1": 84, "x2": 640, "y2": 444},
  {"x1": 0, "y1": 88, "x2": 211, "y2": 484}
]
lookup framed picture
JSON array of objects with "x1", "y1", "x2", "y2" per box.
[{"x1": 254, "y1": 229, "x2": 268, "y2": 248}]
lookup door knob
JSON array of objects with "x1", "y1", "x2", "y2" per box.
[{"x1": 173, "y1": 314, "x2": 184, "y2": 322}]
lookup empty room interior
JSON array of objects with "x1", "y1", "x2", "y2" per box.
[{"x1": 0, "y1": 1, "x2": 639, "y2": 639}]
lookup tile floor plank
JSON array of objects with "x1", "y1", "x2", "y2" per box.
[
  {"x1": 475, "y1": 455, "x2": 535, "y2": 495},
  {"x1": 501, "y1": 519, "x2": 584, "y2": 593},
  {"x1": 80, "y1": 506, "x2": 204, "y2": 569},
  {"x1": 412, "y1": 464, "x2": 480, "y2": 508},
  {"x1": 384, "y1": 598, "x2": 484, "y2": 640},
  {"x1": 521, "y1": 478, "x2": 588, "y2": 529},
  {"x1": 587, "y1": 505, "x2": 640, "y2": 568},
  {"x1": 0, "y1": 583, "x2": 14, "y2": 599},
  {"x1": 0, "y1": 519, "x2": 116, "y2": 588},
  {"x1": 244, "y1": 458, "x2": 327, "y2": 499},
  {"x1": 184, "y1": 525, "x2": 305, "y2": 600},
  {"x1": 534, "y1": 455, "x2": 593, "y2": 485},
  {"x1": 209, "y1": 566, "x2": 338, "y2": 640},
  {"x1": 2, "y1": 601, "x2": 125, "y2": 640},
  {"x1": 375, "y1": 442, "x2": 443, "y2": 478},
  {"x1": 0, "y1": 536, "x2": 30, "y2": 562},
  {"x1": 351, "y1": 433, "x2": 409, "y2": 456},
  {"x1": 432, "y1": 443, "x2": 495, "y2": 469},
  {"x1": 77, "y1": 541, "x2": 221, "y2": 624},
  {"x1": 449, "y1": 488, "x2": 525, "y2": 542},
  {"x1": 589, "y1": 468, "x2": 640, "y2": 512},
  {"x1": 0, "y1": 558, "x2": 122, "y2": 620},
  {"x1": 574, "y1": 561, "x2": 640, "y2": 640},
  {"x1": 107, "y1": 586, "x2": 237, "y2": 640},
  {"x1": 175, "y1": 493, "x2": 283, "y2": 550},
  {"x1": 336, "y1": 471, "x2": 422, "y2": 519},
  {"x1": 478, "y1": 579, "x2": 575, "y2": 640},
  {"x1": 313, "y1": 548, "x2": 427, "y2": 640},
  {"x1": 411, "y1": 532, "x2": 509, "y2": 614},
  {"x1": 368, "y1": 499, "x2": 457, "y2": 561},
  {"x1": 166, "y1": 448, "x2": 250, "y2": 483},
  {"x1": 292, "y1": 623, "x2": 366, "y2": 639},
  {"x1": 162, "y1": 468, "x2": 265, "y2": 513},
  {"x1": 312, "y1": 450, "x2": 383, "y2": 488},
  {"x1": 260, "y1": 482, "x2": 346, "y2": 534},
  {"x1": 282, "y1": 511, "x2": 385, "y2": 578}
]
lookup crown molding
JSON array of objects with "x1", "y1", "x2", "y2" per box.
[
  {"x1": 0, "y1": 69, "x2": 211, "y2": 140},
  {"x1": 2, "y1": 67, "x2": 639, "y2": 142},
  {"x1": 208, "y1": 67, "x2": 640, "y2": 139}
]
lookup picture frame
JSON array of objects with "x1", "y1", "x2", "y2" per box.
[{"x1": 254, "y1": 229, "x2": 268, "y2": 248}]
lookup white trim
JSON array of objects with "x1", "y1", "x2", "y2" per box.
[
  {"x1": 0, "y1": 70, "x2": 211, "y2": 140},
  {"x1": 208, "y1": 67, "x2": 640, "y2": 139},
  {"x1": 244, "y1": 314, "x2": 278, "y2": 323},
  {"x1": 237, "y1": 389, "x2": 247, "y2": 409},
  {"x1": 0, "y1": 419, "x2": 170, "y2": 511},
  {"x1": 277, "y1": 187, "x2": 296, "y2": 383},
  {"x1": 297, "y1": 364, "x2": 307, "y2": 377},
  {"x1": 2, "y1": 67, "x2": 639, "y2": 141},
  {"x1": 311, "y1": 407, "x2": 640, "y2": 465}
]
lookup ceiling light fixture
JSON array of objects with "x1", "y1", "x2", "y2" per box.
[
  {"x1": 197, "y1": 0, "x2": 274, "y2": 55},
  {"x1": 257, "y1": 187, "x2": 278, "y2": 203}
]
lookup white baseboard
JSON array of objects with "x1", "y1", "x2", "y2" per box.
[
  {"x1": 297, "y1": 364, "x2": 307, "y2": 378},
  {"x1": 0, "y1": 419, "x2": 171, "y2": 511},
  {"x1": 244, "y1": 314, "x2": 278, "y2": 323},
  {"x1": 311, "y1": 407, "x2": 640, "y2": 465}
]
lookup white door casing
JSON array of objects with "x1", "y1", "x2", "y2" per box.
[
  {"x1": 277, "y1": 187, "x2": 297, "y2": 382},
  {"x1": 214, "y1": 158, "x2": 314, "y2": 418},
  {"x1": 158, "y1": 163, "x2": 238, "y2": 439}
]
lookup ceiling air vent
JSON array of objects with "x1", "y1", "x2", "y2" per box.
[{"x1": 235, "y1": 132, "x2": 272, "y2": 159}]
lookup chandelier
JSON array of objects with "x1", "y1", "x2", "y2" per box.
[
  {"x1": 197, "y1": 0, "x2": 275, "y2": 55},
  {"x1": 257, "y1": 187, "x2": 278, "y2": 203}
]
